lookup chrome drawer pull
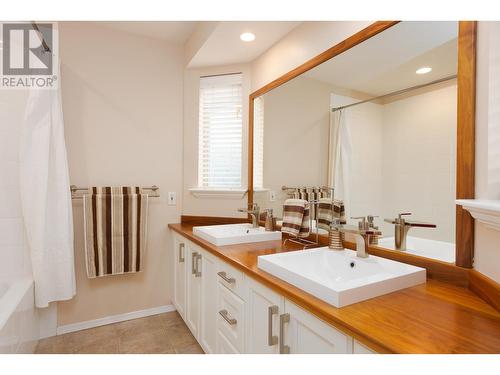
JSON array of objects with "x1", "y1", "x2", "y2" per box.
[
  {"x1": 279, "y1": 313, "x2": 290, "y2": 354},
  {"x1": 191, "y1": 252, "x2": 198, "y2": 275},
  {"x1": 217, "y1": 271, "x2": 235, "y2": 284},
  {"x1": 268, "y1": 305, "x2": 279, "y2": 346},
  {"x1": 219, "y1": 309, "x2": 237, "y2": 325},
  {"x1": 195, "y1": 253, "x2": 202, "y2": 277},
  {"x1": 178, "y1": 243, "x2": 185, "y2": 263}
]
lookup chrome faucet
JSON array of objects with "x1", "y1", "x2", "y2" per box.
[
  {"x1": 384, "y1": 212, "x2": 437, "y2": 251},
  {"x1": 339, "y1": 216, "x2": 382, "y2": 258},
  {"x1": 238, "y1": 203, "x2": 260, "y2": 228}
]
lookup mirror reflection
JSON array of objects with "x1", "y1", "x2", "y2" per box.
[{"x1": 253, "y1": 21, "x2": 458, "y2": 263}]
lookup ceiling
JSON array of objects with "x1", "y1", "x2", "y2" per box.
[
  {"x1": 304, "y1": 21, "x2": 458, "y2": 96},
  {"x1": 95, "y1": 22, "x2": 198, "y2": 44},
  {"x1": 94, "y1": 21, "x2": 301, "y2": 67},
  {"x1": 187, "y1": 21, "x2": 301, "y2": 67}
]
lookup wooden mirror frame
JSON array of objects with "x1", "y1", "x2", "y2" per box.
[{"x1": 247, "y1": 21, "x2": 477, "y2": 269}]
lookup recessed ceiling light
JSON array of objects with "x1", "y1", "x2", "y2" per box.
[
  {"x1": 416, "y1": 67, "x2": 432, "y2": 75},
  {"x1": 240, "y1": 32, "x2": 255, "y2": 42}
]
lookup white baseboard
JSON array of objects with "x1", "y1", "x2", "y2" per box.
[{"x1": 56, "y1": 304, "x2": 176, "y2": 336}]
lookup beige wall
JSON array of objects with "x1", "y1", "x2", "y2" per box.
[
  {"x1": 57, "y1": 23, "x2": 184, "y2": 325},
  {"x1": 251, "y1": 21, "x2": 373, "y2": 91},
  {"x1": 182, "y1": 64, "x2": 251, "y2": 218},
  {"x1": 253, "y1": 76, "x2": 332, "y2": 216},
  {"x1": 473, "y1": 22, "x2": 500, "y2": 283}
]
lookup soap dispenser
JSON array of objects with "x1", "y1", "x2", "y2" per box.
[
  {"x1": 367, "y1": 215, "x2": 379, "y2": 245},
  {"x1": 265, "y1": 209, "x2": 276, "y2": 232},
  {"x1": 328, "y1": 218, "x2": 344, "y2": 250}
]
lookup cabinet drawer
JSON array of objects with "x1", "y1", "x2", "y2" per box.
[
  {"x1": 216, "y1": 260, "x2": 245, "y2": 299},
  {"x1": 217, "y1": 283, "x2": 245, "y2": 352}
]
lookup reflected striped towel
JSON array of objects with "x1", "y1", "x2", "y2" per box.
[
  {"x1": 317, "y1": 198, "x2": 346, "y2": 231},
  {"x1": 83, "y1": 187, "x2": 148, "y2": 278},
  {"x1": 281, "y1": 199, "x2": 310, "y2": 238}
]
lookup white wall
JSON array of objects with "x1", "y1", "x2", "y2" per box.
[
  {"x1": 473, "y1": 22, "x2": 500, "y2": 283},
  {"x1": 182, "y1": 64, "x2": 251, "y2": 218},
  {"x1": 0, "y1": 90, "x2": 32, "y2": 282},
  {"x1": 381, "y1": 84, "x2": 457, "y2": 242},
  {"x1": 57, "y1": 23, "x2": 184, "y2": 326}
]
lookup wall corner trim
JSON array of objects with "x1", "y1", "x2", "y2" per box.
[{"x1": 56, "y1": 305, "x2": 176, "y2": 336}]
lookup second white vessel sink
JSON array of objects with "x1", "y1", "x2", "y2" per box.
[
  {"x1": 258, "y1": 247, "x2": 426, "y2": 307},
  {"x1": 193, "y1": 223, "x2": 282, "y2": 246},
  {"x1": 377, "y1": 236, "x2": 455, "y2": 263}
]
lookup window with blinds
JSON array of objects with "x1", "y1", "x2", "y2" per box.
[
  {"x1": 198, "y1": 73, "x2": 243, "y2": 188},
  {"x1": 253, "y1": 96, "x2": 265, "y2": 189}
]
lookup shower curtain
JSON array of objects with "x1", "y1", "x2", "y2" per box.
[
  {"x1": 20, "y1": 76, "x2": 76, "y2": 308},
  {"x1": 327, "y1": 109, "x2": 352, "y2": 220}
]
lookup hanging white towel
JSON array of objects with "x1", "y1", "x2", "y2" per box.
[{"x1": 20, "y1": 80, "x2": 76, "y2": 308}]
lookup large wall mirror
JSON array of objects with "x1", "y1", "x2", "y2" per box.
[{"x1": 249, "y1": 21, "x2": 476, "y2": 268}]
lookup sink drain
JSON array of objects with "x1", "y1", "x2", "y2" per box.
[{"x1": 350, "y1": 261, "x2": 356, "y2": 268}]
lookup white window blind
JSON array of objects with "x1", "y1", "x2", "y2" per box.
[
  {"x1": 253, "y1": 96, "x2": 265, "y2": 189},
  {"x1": 198, "y1": 73, "x2": 243, "y2": 188}
]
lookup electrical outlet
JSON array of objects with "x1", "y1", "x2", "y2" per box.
[
  {"x1": 269, "y1": 190, "x2": 276, "y2": 202},
  {"x1": 168, "y1": 192, "x2": 176, "y2": 206}
]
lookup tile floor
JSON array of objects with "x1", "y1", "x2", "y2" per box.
[{"x1": 35, "y1": 311, "x2": 204, "y2": 354}]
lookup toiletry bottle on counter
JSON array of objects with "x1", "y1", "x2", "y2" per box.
[{"x1": 265, "y1": 209, "x2": 276, "y2": 231}]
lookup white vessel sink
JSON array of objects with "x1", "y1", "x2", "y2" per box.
[
  {"x1": 378, "y1": 236, "x2": 455, "y2": 263},
  {"x1": 193, "y1": 223, "x2": 282, "y2": 246},
  {"x1": 258, "y1": 247, "x2": 425, "y2": 307}
]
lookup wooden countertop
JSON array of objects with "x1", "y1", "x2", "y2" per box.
[{"x1": 169, "y1": 223, "x2": 500, "y2": 354}]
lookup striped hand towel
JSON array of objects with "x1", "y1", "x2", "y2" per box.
[
  {"x1": 317, "y1": 198, "x2": 346, "y2": 231},
  {"x1": 83, "y1": 187, "x2": 148, "y2": 278},
  {"x1": 281, "y1": 199, "x2": 310, "y2": 238}
]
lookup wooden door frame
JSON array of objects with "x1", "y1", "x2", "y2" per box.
[{"x1": 247, "y1": 21, "x2": 477, "y2": 268}]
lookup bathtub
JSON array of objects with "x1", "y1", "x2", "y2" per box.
[
  {"x1": 378, "y1": 236, "x2": 455, "y2": 263},
  {"x1": 0, "y1": 279, "x2": 39, "y2": 353}
]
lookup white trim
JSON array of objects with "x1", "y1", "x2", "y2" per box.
[
  {"x1": 189, "y1": 188, "x2": 247, "y2": 199},
  {"x1": 56, "y1": 304, "x2": 176, "y2": 335},
  {"x1": 456, "y1": 199, "x2": 500, "y2": 231}
]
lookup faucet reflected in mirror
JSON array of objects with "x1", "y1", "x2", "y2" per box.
[{"x1": 384, "y1": 213, "x2": 437, "y2": 251}]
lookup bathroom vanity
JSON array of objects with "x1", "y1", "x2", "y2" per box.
[{"x1": 168, "y1": 222, "x2": 500, "y2": 354}]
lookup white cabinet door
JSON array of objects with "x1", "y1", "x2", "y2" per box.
[
  {"x1": 353, "y1": 340, "x2": 377, "y2": 354},
  {"x1": 283, "y1": 300, "x2": 353, "y2": 354},
  {"x1": 199, "y1": 249, "x2": 218, "y2": 354},
  {"x1": 172, "y1": 234, "x2": 187, "y2": 319},
  {"x1": 245, "y1": 277, "x2": 284, "y2": 354},
  {"x1": 216, "y1": 331, "x2": 240, "y2": 354},
  {"x1": 186, "y1": 242, "x2": 202, "y2": 339}
]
